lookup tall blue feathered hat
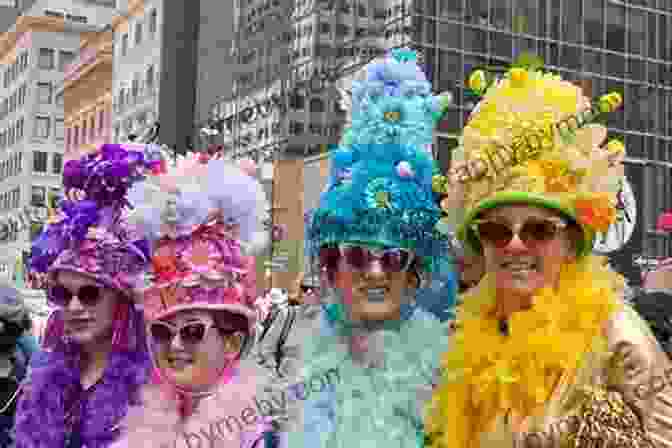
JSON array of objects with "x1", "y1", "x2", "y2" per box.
[{"x1": 308, "y1": 48, "x2": 454, "y2": 270}]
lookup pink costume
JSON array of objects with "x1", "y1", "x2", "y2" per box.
[{"x1": 112, "y1": 153, "x2": 274, "y2": 448}]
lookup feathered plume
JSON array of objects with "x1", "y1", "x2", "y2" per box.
[
  {"x1": 127, "y1": 155, "x2": 270, "y2": 255},
  {"x1": 30, "y1": 143, "x2": 162, "y2": 274}
]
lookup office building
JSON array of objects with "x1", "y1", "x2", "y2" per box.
[
  {"x1": 112, "y1": 0, "x2": 199, "y2": 153},
  {"x1": 58, "y1": 27, "x2": 113, "y2": 160},
  {"x1": 0, "y1": 1, "x2": 115, "y2": 281},
  {"x1": 414, "y1": 0, "x2": 672, "y2": 283}
]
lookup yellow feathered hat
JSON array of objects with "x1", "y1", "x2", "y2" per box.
[{"x1": 433, "y1": 66, "x2": 625, "y2": 257}]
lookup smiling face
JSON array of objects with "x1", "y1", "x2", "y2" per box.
[
  {"x1": 324, "y1": 244, "x2": 418, "y2": 322},
  {"x1": 56, "y1": 270, "x2": 120, "y2": 348},
  {"x1": 150, "y1": 309, "x2": 248, "y2": 392},
  {"x1": 478, "y1": 205, "x2": 578, "y2": 302}
]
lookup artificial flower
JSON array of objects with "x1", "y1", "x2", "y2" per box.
[{"x1": 574, "y1": 194, "x2": 617, "y2": 233}]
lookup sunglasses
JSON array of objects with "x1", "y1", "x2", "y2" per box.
[
  {"x1": 471, "y1": 217, "x2": 567, "y2": 249},
  {"x1": 48, "y1": 284, "x2": 104, "y2": 308},
  {"x1": 149, "y1": 318, "x2": 244, "y2": 349},
  {"x1": 319, "y1": 244, "x2": 414, "y2": 272}
]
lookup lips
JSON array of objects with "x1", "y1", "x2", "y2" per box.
[
  {"x1": 66, "y1": 319, "x2": 93, "y2": 330},
  {"x1": 500, "y1": 260, "x2": 539, "y2": 275}
]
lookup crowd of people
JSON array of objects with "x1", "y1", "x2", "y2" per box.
[{"x1": 1, "y1": 48, "x2": 672, "y2": 448}]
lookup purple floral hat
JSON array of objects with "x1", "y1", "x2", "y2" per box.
[{"x1": 30, "y1": 143, "x2": 162, "y2": 301}]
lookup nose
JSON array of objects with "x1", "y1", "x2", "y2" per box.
[
  {"x1": 363, "y1": 259, "x2": 387, "y2": 280},
  {"x1": 503, "y1": 233, "x2": 528, "y2": 252},
  {"x1": 66, "y1": 295, "x2": 86, "y2": 312},
  {"x1": 169, "y1": 332, "x2": 185, "y2": 350}
]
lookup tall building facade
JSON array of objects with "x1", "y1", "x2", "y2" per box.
[
  {"x1": 59, "y1": 28, "x2": 113, "y2": 160},
  {"x1": 413, "y1": 0, "x2": 672, "y2": 284},
  {"x1": 0, "y1": 2, "x2": 114, "y2": 282},
  {"x1": 111, "y1": 0, "x2": 199, "y2": 153}
]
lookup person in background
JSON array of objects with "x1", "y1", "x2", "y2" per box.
[
  {"x1": 116, "y1": 153, "x2": 275, "y2": 448},
  {"x1": 14, "y1": 144, "x2": 159, "y2": 448},
  {"x1": 0, "y1": 284, "x2": 33, "y2": 447},
  {"x1": 632, "y1": 291, "x2": 672, "y2": 359}
]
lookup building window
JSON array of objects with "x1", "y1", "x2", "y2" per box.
[
  {"x1": 149, "y1": 9, "x2": 157, "y2": 36},
  {"x1": 38, "y1": 48, "x2": 55, "y2": 69},
  {"x1": 132, "y1": 78, "x2": 139, "y2": 99},
  {"x1": 38, "y1": 82, "x2": 52, "y2": 104},
  {"x1": 34, "y1": 116, "x2": 50, "y2": 138},
  {"x1": 52, "y1": 153, "x2": 62, "y2": 174},
  {"x1": 55, "y1": 91, "x2": 63, "y2": 106},
  {"x1": 146, "y1": 65, "x2": 154, "y2": 92},
  {"x1": 31, "y1": 186, "x2": 46, "y2": 206},
  {"x1": 135, "y1": 22, "x2": 143, "y2": 45},
  {"x1": 17, "y1": 118, "x2": 23, "y2": 140},
  {"x1": 98, "y1": 110, "x2": 104, "y2": 133},
  {"x1": 58, "y1": 51, "x2": 75, "y2": 72},
  {"x1": 121, "y1": 34, "x2": 129, "y2": 56},
  {"x1": 55, "y1": 118, "x2": 64, "y2": 140},
  {"x1": 11, "y1": 188, "x2": 18, "y2": 210},
  {"x1": 32, "y1": 151, "x2": 47, "y2": 173}
]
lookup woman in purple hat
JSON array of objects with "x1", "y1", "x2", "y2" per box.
[{"x1": 13, "y1": 144, "x2": 162, "y2": 448}]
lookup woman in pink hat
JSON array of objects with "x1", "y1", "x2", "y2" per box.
[{"x1": 113, "y1": 154, "x2": 274, "y2": 448}]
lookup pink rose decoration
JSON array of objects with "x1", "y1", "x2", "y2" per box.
[
  {"x1": 238, "y1": 158, "x2": 257, "y2": 177},
  {"x1": 396, "y1": 161, "x2": 414, "y2": 178}
]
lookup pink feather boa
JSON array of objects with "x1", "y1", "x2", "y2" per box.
[{"x1": 111, "y1": 365, "x2": 272, "y2": 448}]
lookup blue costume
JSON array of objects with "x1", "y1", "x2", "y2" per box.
[{"x1": 291, "y1": 49, "x2": 457, "y2": 448}]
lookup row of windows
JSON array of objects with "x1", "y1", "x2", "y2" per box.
[
  {"x1": 2, "y1": 52, "x2": 28, "y2": 89},
  {"x1": 119, "y1": 9, "x2": 158, "y2": 57},
  {"x1": 0, "y1": 188, "x2": 20, "y2": 213},
  {"x1": 67, "y1": 110, "x2": 107, "y2": 149},
  {"x1": 0, "y1": 153, "x2": 22, "y2": 183},
  {"x1": 0, "y1": 84, "x2": 26, "y2": 121},
  {"x1": 30, "y1": 185, "x2": 60, "y2": 208},
  {"x1": 31, "y1": 116, "x2": 64, "y2": 141},
  {"x1": 115, "y1": 65, "x2": 156, "y2": 113},
  {"x1": 0, "y1": 118, "x2": 24, "y2": 150},
  {"x1": 32, "y1": 151, "x2": 62, "y2": 175},
  {"x1": 426, "y1": 0, "x2": 672, "y2": 60},
  {"x1": 38, "y1": 48, "x2": 76, "y2": 72}
]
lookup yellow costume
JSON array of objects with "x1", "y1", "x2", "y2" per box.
[{"x1": 427, "y1": 67, "x2": 672, "y2": 447}]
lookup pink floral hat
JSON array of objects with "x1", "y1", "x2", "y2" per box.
[{"x1": 127, "y1": 154, "x2": 270, "y2": 331}]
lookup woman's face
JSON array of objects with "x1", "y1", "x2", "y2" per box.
[
  {"x1": 324, "y1": 244, "x2": 418, "y2": 322},
  {"x1": 149, "y1": 309, "x2": 247, "y2": 392},
  {"x1": 55, "y1": 270, "x2": 119, "y2": 348},
  {"x1": 478, "y1": 205, "x2": 577, "y2": 300}
]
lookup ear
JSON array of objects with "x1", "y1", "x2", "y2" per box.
[{"x1": 405, "y1": 270, "x2": 420, "y2": 290}]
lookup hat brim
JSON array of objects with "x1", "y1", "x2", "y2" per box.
[
  {"x1": 148, "y1": 303, "x2": 257, "y2": 327},
  {"x1": 456, "y1": 191, "x2": 594, "y2": 258},
  {"x1": 47, "y1": 267, "x2": 138, "y2": 301}
]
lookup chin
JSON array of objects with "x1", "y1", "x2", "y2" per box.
[{"x1": 348, "y1": 301, "x2": 402, "y2": 322}]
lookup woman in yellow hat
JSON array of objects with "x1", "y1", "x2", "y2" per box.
[{"x1": 426, "y1": 66, "x2": 672, "y2": 447}]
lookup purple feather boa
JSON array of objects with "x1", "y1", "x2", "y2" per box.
[{"x1": 14, "y1": 310, "x2": 152, "y2": 448}]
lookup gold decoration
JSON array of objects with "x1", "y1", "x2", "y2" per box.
[
  {"x1": 384, "y1": 111, "x2": 401, "y2": 122},
  {"x1": 374, "y1": 191, "x2": 391, "y2": 209}
]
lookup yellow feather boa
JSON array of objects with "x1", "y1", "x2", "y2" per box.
[{"x1": 425, "y1": 256, "x2": 623, "y2": 448}]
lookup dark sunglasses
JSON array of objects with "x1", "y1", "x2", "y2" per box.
[
  {"x1": 48, "y1": 284, "x2": 104, "y2": 308},
  {"x1": 471, "y1": 217, "x2": 567, "y2": 249},
  {"x1": 319, "y1": 244, "x2": 414, "y2": 272},
  {"x1": 149, "y1": 318, "x2": 244, "y2": 349}
]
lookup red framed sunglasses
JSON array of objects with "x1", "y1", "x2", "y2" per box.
[{"x1": 319, "y1": 244, "x2": 414, "y2": 273}]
